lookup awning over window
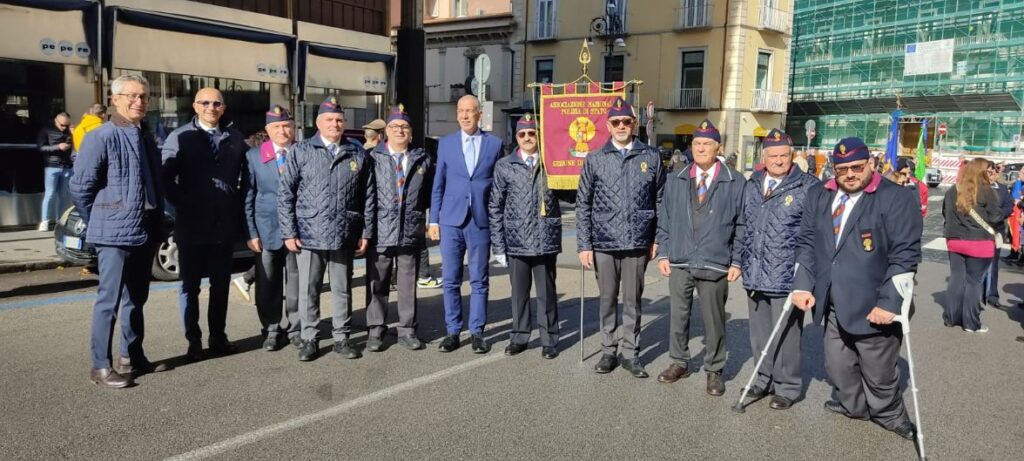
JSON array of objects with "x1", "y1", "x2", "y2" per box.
[
  {"x1": 297, "y1": 41, "x2": 393, "y2": 97},
  {"x1": 0, "y1": 0, "x2": 98, "y2": 67},
  {"x1": 104, "y1": 7, "x2": 292, "y2": 84}
]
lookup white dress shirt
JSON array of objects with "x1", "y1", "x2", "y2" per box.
[
  {"x1": 831, "y1": 189, "x2": 864, "y2": 240},
  {"x1": 763, "y1": 174, "x2": 786, "y2": 196}
]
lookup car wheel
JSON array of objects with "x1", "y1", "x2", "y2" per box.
[{"x1": 151, "y1": 235, "x2": 180, "y2": 281}]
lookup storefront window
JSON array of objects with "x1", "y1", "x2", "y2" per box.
[{"x1": 0, "y1": 59, "x2": 65, "y2": 195}]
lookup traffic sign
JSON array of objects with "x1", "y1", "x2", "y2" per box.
[
  {"x1": 938, "y1": 122, "x2": 947, "y2": 136},
  {"x1": 808, "y1": 130, "x2": 816, "y2": 140},
  {"x1": 474, "y1": 54, "x2": 491, "y2": 84}
]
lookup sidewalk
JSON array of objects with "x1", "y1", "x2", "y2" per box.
[{"x1": 0, "y1": 228, "x2": 65, "y2": 274}]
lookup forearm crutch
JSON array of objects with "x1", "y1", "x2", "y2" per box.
[
  {"x1": 579, "y1": 263, "x2": 586, "y2": 363},
  {"x1": 892, "y1": 272, "x2": 926, "y2": 461}
]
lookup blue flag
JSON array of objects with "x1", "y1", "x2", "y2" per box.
[{"x1": 882, "y1": 110, "x2": 902, "y2": 175}]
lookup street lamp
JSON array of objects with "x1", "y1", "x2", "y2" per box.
[{"x1": 588, "y1": 1, "x2": 626, "y2": 80}]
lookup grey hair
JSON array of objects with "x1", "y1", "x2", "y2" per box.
[{"x1": 110, "y1": 74, "x2": 149, "y2": 95}]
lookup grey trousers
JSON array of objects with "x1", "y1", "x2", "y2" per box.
[
  {"x1": 297, "y1": 248, "x2": 354, "y2": 342},
  {"x1": 254, "y1": 247, "x2": 300, "y2": 340},
  {"x1": 508, "y1": 254, "x2": 559, "y2": 347},
  {"x1": 824, "y1": 309, "x2": 909, "y2": 430},
  {"x1": 668, "y1": 268, "x2": 729, "y2": 373},
  {"x1": 366, "y1": 247, "x2": 419, "y2": 338},
  {"x1": 594, "y1": 250, "x2": 647, "y2": 359},
  {"x1": 747, "y1": 291, "x2": 804, "y2": 399}
]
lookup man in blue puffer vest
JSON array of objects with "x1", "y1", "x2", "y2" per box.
[
  {"x1": 278, "y1": 97, "x2": 376, "y2": 362},
  {"x1": 577, "y1": 97, "x2": 665, "y2": 378},
  {"x1": 655, "y1": 119, "x2": 745, "y2": 396},
  {"x1": 489, "y1": 114, "x2": 562, "y2": 359},
  {"x1": 737, "y1": 128, "x2": 819, "y2": 410}
]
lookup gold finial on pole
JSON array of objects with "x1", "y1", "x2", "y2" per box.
[{"x1": 579, "y1": 39, "x2": 592, "y2": 77}]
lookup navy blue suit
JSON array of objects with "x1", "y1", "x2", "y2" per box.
[
  {"x1": 793, "y1": 172, "x2": 922, "y2": 428},
  {"x1": 430, "y1": 129, "x2": 502, "y2": 335}
]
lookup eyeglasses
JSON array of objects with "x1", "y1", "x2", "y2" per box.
[
  {"x1": 117, "y1": 93, "x2": 149, "y2": 103},
  {"x1": 834, "y1": 164, "x2": 868, "y2": 175},
  {"x1": 387, "y1": 124, "x2": 411, "y2": 132},
  {"x1": 517, "y1": 130, "x2": 537, "y2": 139},
  {"x1": 195, "y1": 100, "x2": 224, "y2": 109},
  {"x1": 609, "y1": 118, "x2": 634, "y2": 128}
]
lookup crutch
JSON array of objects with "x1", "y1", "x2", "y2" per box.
[
  {"x1": 732, "y1": 263, "x2": 800, "y2": 414},
  {"x1": 892, "y1": 272, "x2": 926, "y2": 461},
  {"x1": 579, "y1": 262, "x2": 586, "y2": 362}
]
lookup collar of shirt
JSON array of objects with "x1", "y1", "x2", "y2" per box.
[
  {"x1": 272, "y1": 142, "x2": 290, "y2": 153},
  {"x1": 764, "y1": 173, "x2": 786, "y2": 193},
  {"x1": 692, "y1": 162, "x2": 719, "y2": 185},
  {"x1": 832, "y1": 189, "x2": 864, "y2": 209},
  {"x1": 319, "y1": 135, "x2": 340, "y2": 152},
  {"x1": 611, "y1": 140, "x2": 633, "y2": 153},
  {"x1": 519, "y1": 149, "x2": 538, "y2": 163},
  {"x1": 197, "y1": 120, "x2": 218, "y2": 133},
  {"x1": 460, "y1": 129, "x2": 482, "y2": 144}
]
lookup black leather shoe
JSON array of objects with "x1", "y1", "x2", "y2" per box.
[
  {"x1": 290, "y1": 335, "x2": 304, "y2": 349},
  {"x1": 504, "y1": 342, "x2": 528, "y2": 356},
  {"x1": 541, "y1": 346, "x2": 558, "y2": 359},
  {"x1": 117, "y1": 356, "x2": 171, "y2": 377},
  {"x1": 987, "y1": 297, "x2": 1005, "y2": 308},
  {"x1": 398, "y1": 335, "x2": 425, "y2": 350},
  {"x1": 620, "y1": 358, "x2": 649, "y2": 378},
  {"x1": 263, "y1": 336, "x2": 282, "y2": 352},
  {"x1": 706, "y1": 371, "x2": 725, "y2": 396},
  {"x1": 208, "y1": 340, "x2": 239, "y2": 356},
  {"x1": 438, "y1": 335, "x2": 460, "y2": 352},
  {"x1": 333, "y1": 339, "x2": 361, "y2": 359},
  {"x1": 366, "y1": 336, "x2": 384, "y2": 352},
  {"x1": 823, "y1": 400, "x2": 847, "y2": 416},
  {"x1": 744, "y1": 385, "x2": 768, "y2": 400},
  {"x1": 593, "y1": 354, "x2": 618, "y2": 374},
  {"x1": 888, "y1": 421, "x2": 917, "y2": 440},
  {"x1": 943, "y1": 317, "x2": 954, "y2": 328},
  {"x1": 186, "y1": 340, "x2": 204, "y2": 362},
  {"x1": 298, "y1": 340, "x2": 318, "y2": 362},
  {"x1": 769, "y1": 395, "x2": 795, "y2": 410},
  {"x1": 471, "y1": 335, "x2": 490, "y2": 354},
  {"x1": 91, "y1": 368, "x2": 132, "y2": 388}
]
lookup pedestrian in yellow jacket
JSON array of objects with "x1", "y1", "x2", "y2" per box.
[{"x1": 72, "y1": 104, "x2": 107, "y2": 153}]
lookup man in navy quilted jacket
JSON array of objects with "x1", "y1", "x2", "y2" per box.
[
  {"x1": 489, "y1": 114, "x2": 562, "y2": 359},
  {"x1": 71, "y1": 74, "x2": 170, "y2": 388},
  {"x1": 737, "y1": 128, "x2": 818, "y2": 410},
  {"x1": 576, "y1": 97, "x2": 665, "y2": 378}
]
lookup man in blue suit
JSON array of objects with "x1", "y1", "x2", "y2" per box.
[
  {"x1": 429, "y1": 95, "x2": 503, "y2": 353},
  {"x1": 242, "y1": 106, "x2": 300, "y2": 352},
  {"x1": 793, "y1": 137, "x2": 922, "y2": 441}
]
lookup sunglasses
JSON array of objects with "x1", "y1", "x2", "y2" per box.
[
  {"x1": 609, "y1": 118, "x2": 634, "y2": 128},
  {"x1": 834, "y1": 164, "x2": 868, "y2": 175},
  {"x1": 195, "y1": 100, "x2": 224, "y2": 109},
  {"x1": 517, "y1": 130, "x2": 537, "y2": 139}
]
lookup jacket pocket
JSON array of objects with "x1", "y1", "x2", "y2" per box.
[
  {"x1": 296, "y1": 205, "x2": 319, "y2": 219},
  {"x1": 630, "y1": 209, "x2": 656, "y2": 243},
  {"x1": 543, "y1": 217, "x2": 562, "y2": 251},
  {"x1": 592, "y1": 212, "x2": 617, "y2": 246}
]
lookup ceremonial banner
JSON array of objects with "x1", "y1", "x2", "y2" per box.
[{"x1": 538, "y1": 82, "x2": 626, "y2": 190}]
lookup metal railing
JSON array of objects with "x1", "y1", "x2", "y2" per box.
[
  {"x1": 752, "y1": 89, "x2": 787, "y2": 112},
  {"x1": 759, "y1": 3, "x2": 791, "y2": 34},
  {"x1": 666, "y1": 88, "x2": 710, "y2": 109},
  {"x1": 676, "y1": 0, "x2": 712, "y2": 30}
]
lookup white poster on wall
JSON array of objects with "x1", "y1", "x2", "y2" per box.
[{"x1": 904, "y1": 39, "x2": 955, "y2": 76}]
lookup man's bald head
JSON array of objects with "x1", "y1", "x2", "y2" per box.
[{"x1": 193, "y1": 87, "x2": 225, "y2": 127}]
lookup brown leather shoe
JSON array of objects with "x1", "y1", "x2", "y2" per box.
[
  {"x1": 90, "y1": 368, "x2": 132, "y2": 389},
  {"x1": 117, "y1": 356, "x2": 171, "y2": 377},
  {"x1": 706, "y1": 371, "x2": 725, "y2": 396},
  {"x1": 657, "y1": 363, "x2": 690, "y2": 383}
]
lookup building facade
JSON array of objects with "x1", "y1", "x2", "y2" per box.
[
  {"x1": 0, "y1": 0, "x2": 391, "y2": 227},
  {"x1": 521, "y1": 0, "x2": 794, "y2": 169},
  {"x1": 788, "y1": 0, "x2": 1024, "y2": 167}
]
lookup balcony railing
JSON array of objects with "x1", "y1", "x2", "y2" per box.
[
  {"x1": 752, "y1": 89, "x2": 787, "y2": 112},
  {"x1": 666, "y1": 88, "x2": 710, "y2": 109},
  {"x1": 759, "y1": 3, "x2": 791, "y2": 34},
  {"x1": 676, "y1": 0, "x2": 712, "y2": 30}
]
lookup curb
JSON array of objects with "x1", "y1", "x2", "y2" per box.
[{"x1": 0, "y1": 259, "x2": 70, "y2": 274}]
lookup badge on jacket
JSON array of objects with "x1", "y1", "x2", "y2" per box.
[
  {"x1": 640, "y1": 161, "x2": 648, "y2": 173},
  {"x1": 417, "y1": 166, "x2": 425, "y2": 175},
  {"x1": 350, "y1": 160, "x2": 357, "y2": 171},
  {"x1": 784, "y1": 195, "x2": 793, "y2": 207},
  {"x1": 861, "y1": 231, "x2": 874, "y2": 252}
]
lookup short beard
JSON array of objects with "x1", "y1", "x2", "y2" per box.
[{"x1": 837, "y1": 175, "x2": 870, "y2": 194}]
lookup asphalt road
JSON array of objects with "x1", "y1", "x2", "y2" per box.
[{"x1": 1, "y1": 186, "x2": 1023, "y2": 460}]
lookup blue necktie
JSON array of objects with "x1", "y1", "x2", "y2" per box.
[
  {"x1": 833, "y1": 194, "x2": 849, "y2": 244},
  {"x1": 328, "y1": 144, "x2": 339, "y2": 156},
  {"x1": 465, "y1": 136, "x2": 477, "y2": 174},
  {"x1": 526, "y1": 155, "x2": 535, "y2": 170},
  {"x1": 275, "y1": 148, "x2": 286, "y2": 174},
  {"x1": 207, "y1": 129, "x2": 218, "y2": 155},
  {"x1": 765, "y1": 178, "x2": 778, "y2": 199},
  {"x1": 619, "y1": 148, "x2": 628, "y2": 157},
  {"x1": 697, "y1": 172, "x2": 709, "y2": 204}
]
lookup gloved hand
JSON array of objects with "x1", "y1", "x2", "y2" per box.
[{"x1": 492, "y1": 254, "x2": 508, "y2": 268}]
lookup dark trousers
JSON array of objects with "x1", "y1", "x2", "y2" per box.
[
  {"x1": 366, "y1": 247, "x2": 419, "y2": 338},
  {"x1": 508, "y1": 254, "x2": 559, "y2": 347},
  {"x1": 297, "y1": 247, "x2": 354, "y2": 341},
  {"x1": 254, "y1": 247, "x2": 299, "y2": 340},
  {"x1": 824, "y1": 309, "x2": 908, "y2": 430},
  {"x1": 982, "y1": 247, "x2": 1001, "y2": 301},
  {"x1": 945, "y1": 251, "x2": 990, "y2": 330},
  {"x1": 418, "y1": 245, "x2": 432, "y2": 278},
  {"x1": 440, "y1": 222, "x2": 490, "y2": 335},
  {"x1": 668, "y1": 268, "x2": 729, "y2": 372},
  {"x1": 178, "y1": 242, "x2": 233, "y2": 344},
  {"x1": 91, "y1": 242, "x2": 156, "y2": 369},
  {"x1": 594, "y1": 250, "x2": 647, "y2": 359},
  {"x1": 747, "y1": 291, "x2": 804, "y2": 399}
]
